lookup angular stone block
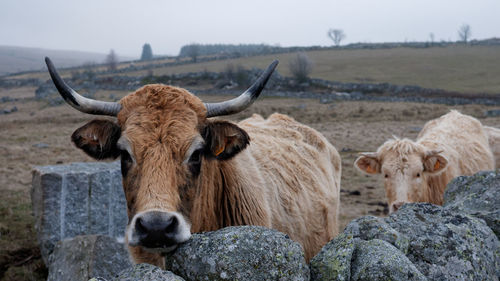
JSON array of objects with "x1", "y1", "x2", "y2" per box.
[
  {"x1": 89, "y1": 170, "x2": 112, "y2": 235},
  {"x1": 63, "y1": 172, "x2": 89, "y2": 237},
  {"x1": 47, "y1": 235, "x2": 132, "y2": 281},
  {"x1": 31, "y1": 171, "x2": 62, "y2": 264},
  {"x1": 31, "y1": 161, "x2": 127, "y2": 264},
  {"x1": 110, "y1": 168, "x2": 128, "y2": 238}
]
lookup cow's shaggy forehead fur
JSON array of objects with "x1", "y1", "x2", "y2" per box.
[
  {"x1": 377, "y1": 138, "x2": 425, "y2": 161},
  {"x1": 116, "y1": 85, "x2": 207, "y2": 213}
]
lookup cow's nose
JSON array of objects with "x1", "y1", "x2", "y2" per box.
[
  {"x1": 391, "y1": 201, "x2": 405, "y2": 213},
  {"x1": 134, "y1": 211, "x2": 179, "y2": 248}
]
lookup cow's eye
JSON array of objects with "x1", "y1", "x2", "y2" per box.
[
  {"x1": 120, "y1": 150, "x2": 133, "y2": 177},
  {"x1": 188, "y1": 149, "x2": 203, "y2": 176},
  {"x1": 189, "y1": 149, "x2": 202, "y2": 164},
  {"x1": 384, "y1": 174, "x2": 389, "y2": 178},
  {"x1": 416, "y1": 173, "x2": 420, "y2": 178}
]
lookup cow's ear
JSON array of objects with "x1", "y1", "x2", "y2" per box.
[
  {"x1": 71, "y1": 119, "x2": 121, "y2": 160},
  {"x1": 424, "y1": 150, "x2": 448, "y2": 174},
  {"x1": 354, "y1": 152, "x2": 381, "y2": 175},
  {"x1": 202, "y1": 120, "x2": 250, "y2": 160}
]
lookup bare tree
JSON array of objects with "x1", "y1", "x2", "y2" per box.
[
  {"x1": 327, "y1": 29, "x2": 346, "y2": 46},
  {"x1": 458, "y1": 24, "x2": 472, "y2": 43},
  {"x1": 289, "y1": 53, "x2": 313, "y2": 82},
  {"x1": 105, "y1": 49, "x2": 118, "y2": 71}
]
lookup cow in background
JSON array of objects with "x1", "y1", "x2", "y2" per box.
[
  {"x1": 483, "y1": 126, "x2": 500, "y2": 169},
  {"x1": 45, "y1": 58, "x2": 341, "y2": 265},
  {"x1": 355, "y1": 110, "x2": 494, "y2": 213}
]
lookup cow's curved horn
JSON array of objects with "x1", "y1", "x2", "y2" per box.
[
  {"x1": 45, "y1": 57, "x2": 121, "y2": 116},
  {"x1": 204, "y1": 60, "x2": 278, "y2": 118}
]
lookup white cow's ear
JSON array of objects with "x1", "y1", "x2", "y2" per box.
[
  {"x1": 423, "y1": 150, "x2": 448, "y2": 174},
  {"x1": 354, "y1": 153, "x2": 380, "y2": 175}
]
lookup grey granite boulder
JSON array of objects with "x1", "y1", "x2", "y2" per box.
[
  {"x1": 351, "y1": 239, "x2": 426, "y2": 281},
  {"x1": 31, "y1": 161, "x2": 127, "y2": 264},
  {"x1": 384, "y1": 204, "x2": 499, "y2": 280},
  {"x1": 165, "y1": 226, "x2": 309, "y2": 280},
  {"x1": 310, "y1": 233, "x2": 356, "y2": 281},
  {"x1": 310, "y1": 234, "x2": 425, "y2": 281},
  {"x1": 112, "y1": 264, "x2": 185, "y2": 281},
  {"x1": 47, "y1": 235, "x2": 132, "y2": 281},
  {"x1": 444, "y1": 170, "x2": 500, "y2": 238},
  {"x1": 311, "y1": 203, "x2": 499, "y2": 280}
]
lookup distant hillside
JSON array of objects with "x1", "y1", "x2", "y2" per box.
[
  {"x1": 4, "y1": 43, "x2": 500, "y2": 95},
  {"x1": 178, "y1": 38, "x2": 500, "y2": 58},
  {"x1": 0, "y1": 46, "x2": 134, "y2": 76}
]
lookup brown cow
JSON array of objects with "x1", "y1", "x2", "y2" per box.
[
  {"x1": 45, "y1": 58, "x2": 341, "y2": 266},
  {"x1": 355, "y1": 110, "x2": 494, "y2": 213}
]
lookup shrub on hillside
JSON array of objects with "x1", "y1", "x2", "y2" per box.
[{"x1": 289, "y1": 53, "x2": 313, "y2": 83}]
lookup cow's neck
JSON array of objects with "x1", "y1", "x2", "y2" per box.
[
  {"x1": 189, "y1": 158, "x2": 270, "y2": 232},
  {"x1": 424, "y1": 173, "x2": 449, "y2": 205}
]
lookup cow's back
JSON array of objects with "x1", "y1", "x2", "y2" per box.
[
  {"x1": 483, "y1": 126, "x2": 500, "y2": 169},
  {"x1": 238, "y1": 113, "x2": 341, "y2": 261},
  {"x1": 418, "y1": 110, "x2": 494, "y2": 176}
]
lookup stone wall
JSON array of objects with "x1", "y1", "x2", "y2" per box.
[
  {"x1": 31, "y1": 66, "x2": 500, "y2": 107},
  {"x1": 32, "y1": 161, "x2": 500, "y2": 280}
]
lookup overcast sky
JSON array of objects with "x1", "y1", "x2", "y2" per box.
[{"x1": 1, "y1": 0, "x2": 499, "y2": 58}]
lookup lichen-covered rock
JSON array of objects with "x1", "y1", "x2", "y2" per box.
[
  {"x1": 112, "y1": 264, "x2": 185, "y2": 281},
  {"x1": 375, "y1": 204, "x2": 498, "y2": 280},
  {"x1": 444, "y1": 170, "x2": 500, "y2": 238},
  {"x1": 310, "y1": 234, "x2": 425, "y2": 281},
  {"x1": 47, "y1": 235, "x2": 132, "y2": 281},
  {"x1": 165, "y1": 226, "x2": 309, "y2": 280},
  {"x1": 351, "y1": 239, "x2": 426, "y2": 281},
  {"x1": 344, "y1": 215, "x2": 409, "y2": 254},
  {"x1": 310, "y1": 233, "x2": 356, "y2": 281},
  {"x1": 313, "y1": 203, "x2": 499, "y2": 280}
]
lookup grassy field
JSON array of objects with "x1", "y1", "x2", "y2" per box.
[
  {"x1": 124, "y1": 45, "x2": 500, "y2": 94},
  {"x1": 6, "y1": 45, "x2": 500, "y2": 95}
]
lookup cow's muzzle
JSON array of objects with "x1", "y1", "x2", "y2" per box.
[
  {"x1": 389, "y1": 201, "x2": 405, "y2": 214},
  {"x1": 127, "y1": 210, "x2": 191, "y2": 252}
]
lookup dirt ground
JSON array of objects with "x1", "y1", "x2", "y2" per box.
[{"x1": 1, "y1": 87, "x2": 499, "y2": 280}]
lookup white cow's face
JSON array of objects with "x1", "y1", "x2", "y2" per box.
[
  {"x1": 380, "y1": 152, "x2": 427, "y2": 213},
  {"x1": 355, "y1": 139, "x2": 448, "y2": 213}
]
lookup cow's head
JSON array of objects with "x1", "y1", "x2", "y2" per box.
[
  {"x1": 45, "y1": 57, "x2": 278, "y2": 266},
  {"x1": 354, "y1": 138, "x2": 448, "y2": 213}
]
